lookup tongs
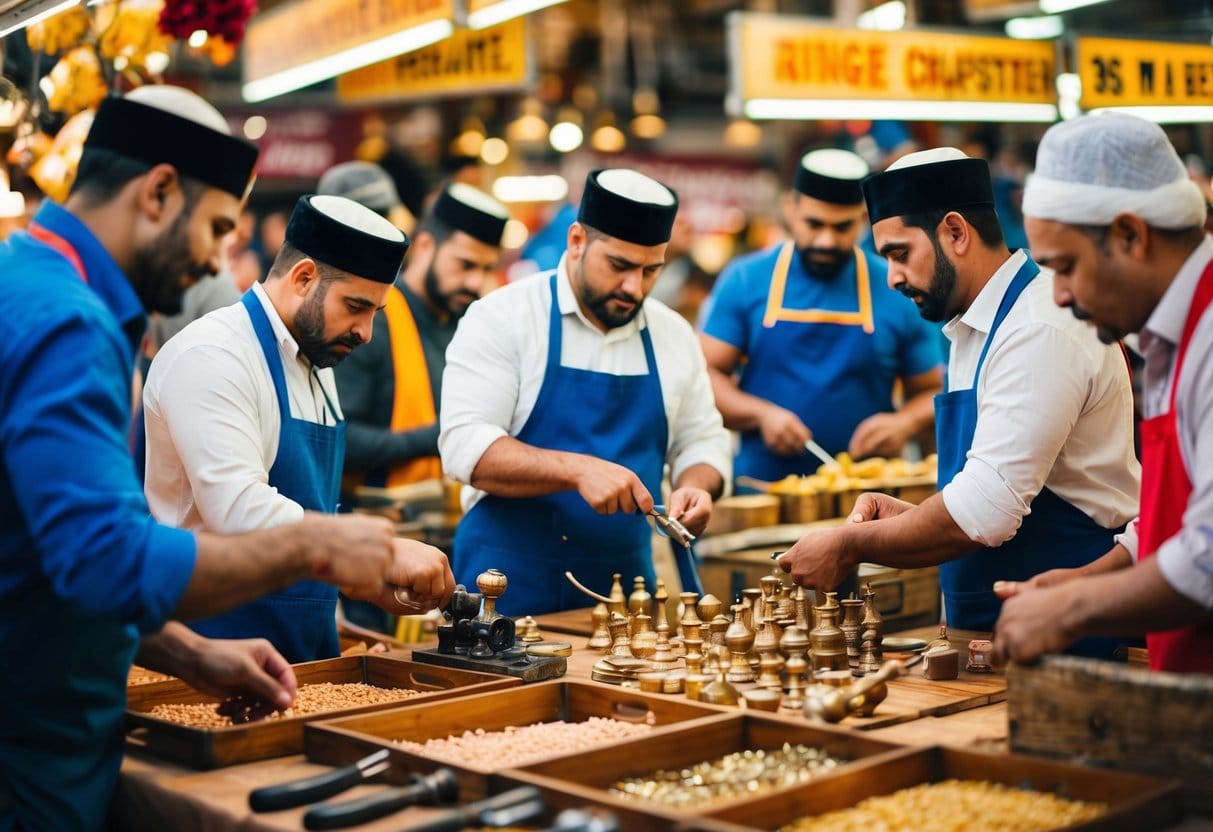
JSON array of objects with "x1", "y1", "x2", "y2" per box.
[{"x1": 648, "y1": 505, "x2": 695, "y2": 547}]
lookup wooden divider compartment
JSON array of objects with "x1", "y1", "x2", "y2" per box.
[
  {"x1": 305, "y1": 680, "x2": 726, "y2": 801},
  {"x1": 703, "y1": 745, "x2": 1182, "y2": 831},
  {"x1": 508, "y1": 713, "x2": 910, "y2": 818},
  {"x1": 126, "y1": 654, "x2": 519, "y2": 769}
]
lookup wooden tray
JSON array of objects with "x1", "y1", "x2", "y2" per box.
[
  {"x1": 125, "y1": 655, "x2": 519, "y2": 769},
  {"x1": 305, "y1": 680, "x2": 726, "y2": 801},
  {"x1": 508, "y1": 713, "x2": 909, "y2": 819},
  {"x1": 703, "y1": 745, "x2": 1182, "y2": 831}
]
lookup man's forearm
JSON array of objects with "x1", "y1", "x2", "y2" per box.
[
  {"x1": 843, "y1": 493, "x2": 976, "y2": 570},
  {"x1": 174, "y1": 524, "x2": 313, "y2": 620},
  {"x1": 898, "y1": 389, "x2": 939, "y2": 437},
  {"x1": 469, "y1": 436, "x2": 585, "y2": 497},
  {"x1": 1068, "y1": 557, "x2": 1209, "y2": 635},
  {"x1": 675, "y1": 463, "x2": 724, "y2": 499},
  {"x1": 137, "y1": 621, "x2": 204, "y2": 677},
  {"x1": 706, "y1": 368, "x2": 769, "y2": 433}
]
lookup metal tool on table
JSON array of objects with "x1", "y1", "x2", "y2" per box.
[
  {"x1": 410, "y1": 570, "x2": 567, "y2": 682},
  {"x1": 803, "y1": 438, "x2": 837, "y2": 469},
  {"x1": 302, "y1": 768, "x2": 459, "y2": 830},
  {"x1": 804, "y1": 654, "x2": 923, "y2": 723},
  {"x1": 648, "y1": 504, "x2": 704, "y2": 596},
  {"x1": 400, "y1": 785, "x2": 544, "y2": 832},
  {"x1": 248, "y1": 749, "x2": 392, "y2": 812}
]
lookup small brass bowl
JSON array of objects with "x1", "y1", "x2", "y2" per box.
[{"x1": 741, "y1": 688, "x2": 782, "y2": 712}]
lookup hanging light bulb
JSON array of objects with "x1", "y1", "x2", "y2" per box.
[
  {"x1": 723, "y1": 118, "x2": 763, "y2": 149},
  {"x1": 479, "y1": 137, "x2": 509, "y2": 166},
  {"x1": 590, "y1": 112, "x2": 625, "y2": 154},
  {"x1": 506, "y1": 98, "x2": 549, "y2": 145},
  {"x1": 630, "y1": 113, "x2": 665, "y2": 140},
  {"x1": 549, "y1": 106, "x2": 583, "y2": 153},
  {"x1": 452, "y1": 115, "x2": 487, "y2": 157}
]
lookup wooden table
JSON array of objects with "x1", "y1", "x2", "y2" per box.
[{"x1": 114, "y1": 618, "x2": 1211, "y2": 831}]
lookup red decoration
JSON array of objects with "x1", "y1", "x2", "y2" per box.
[{"x1": 157, "y1": 0, "x2": 258, "y2": 47}]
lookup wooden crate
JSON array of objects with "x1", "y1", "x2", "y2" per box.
[
  {"x1": 125, "y1": 655, "x2": 518, "y2": 769},
  {"x1": 305, "y1": 681, "x2": 726, "y2": 801},
  {"x1": 1008, "y1": 655, "x2": 1213, "y2": 812},
  {"x1": 508, "y1": 713, "x2": 908, "y2": 819},
  {"x1": 703, "y1": 745, "x2": 1182, "y2": 831}
]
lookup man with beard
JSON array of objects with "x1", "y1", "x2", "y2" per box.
[
  {"x1": 0, "y1": 86, "x2": 423, "y2": 831},
  {"x1": 993, "y1": 114, "x2": 1213, "y2": 672},
  {"x1": 777, "y1": 148, "x2": 1140, "y2": 648},
  {"x1": 143, "y1": 194, "x2": 455, "y2": 663},
  {"x1": 328, "y1": 176, "x2": 509, "y2": 494},
  {"x1": 440, "y1": 169, "x2": 731, "y2": 615},
  {"x1": 700, "y1": 149, "x2": 944, "y2": 488}
]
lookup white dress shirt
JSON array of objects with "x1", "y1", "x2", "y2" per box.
[
  {"x1": 440, "y1": 258, "x2": 732, "y2": 512},
  {"x1": 143, "y1": 282, "x2": 343, "y2": 533},
  {"x1": 940, "y1": 249, "x2": 1140, "y2": 547},
  {"x1": 1117, "y1": 235, "x2": 1213, "y2": 609}
]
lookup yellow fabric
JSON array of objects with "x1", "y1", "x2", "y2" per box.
[
  {"x1": 761, "y1": 242, "x2": 875, "y2": 333},
  {"x1": 384, "y1": 285, "x2": 442, "y2": 486}
]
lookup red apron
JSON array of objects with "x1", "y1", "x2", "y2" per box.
[{"x1": 1137, "y1": 256, "x2": 1213, "y2": 672}]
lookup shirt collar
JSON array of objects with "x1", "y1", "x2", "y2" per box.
[
  {"x1": 32, "y1": 201, "x2": 146, "y2": 337},
  {"x1": 555, "y1": 253, "x2": 645, "y2": 342},
  {"x1": 944, "y1": 248, "x2": 1029, "y2": 339},
  {"x1": 251, "y1": 281, "x2": 306, "y2": 366},
  {"x1": 1142, "y1": 234, "x2": 1213, "y2": 348}
]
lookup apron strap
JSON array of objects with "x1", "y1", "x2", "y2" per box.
[{"x1": 762, "y1": 244, "x2": 874, "y2": 332}]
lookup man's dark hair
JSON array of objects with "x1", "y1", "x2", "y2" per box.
[
  {"x1": 69, "y1": 147, "x2": 208, "y2": 212},
  {"x1": 901, "y1": 206, "x2": 1005, "y2": 248},
  {"x1": 415, "y1": 212, "x2": 455, "y2": 248},
  {"x1": 263, "y1": 241, "x2": 348, "y2": 284}
]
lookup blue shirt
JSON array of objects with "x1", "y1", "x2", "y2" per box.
[
  {"x1": 703, "y1": 244, "x2": 943, "y2": 473},
  {"x1": 0, "y1": 201, "x2": 196, "y2": 831}
]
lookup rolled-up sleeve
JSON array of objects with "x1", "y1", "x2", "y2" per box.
[
  {"x1": 2, "y1": 308, "x2": 196, "y2": 634},
  {"x1": 941, "y1": 322, "x2": 1090, "y2": 546},
  {"x1": 439, "y1": 297, "x2": 518, "y2": 482}
]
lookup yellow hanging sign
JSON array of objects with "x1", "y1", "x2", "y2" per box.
[
  {"x1": 730, "y1": 13, "x2": 1056, "y2": 105},
  {"x1": 1077, "y1": 36, "x2": 1213, "y2": 109},
  {"x1": 337, "y1": 18, "x2": 529, "y2": 103},
  {"x1": 245, "y1": 0, "x2": 455, "y2": 86}
]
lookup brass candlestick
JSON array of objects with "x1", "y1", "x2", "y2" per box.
[
  {"x1": 810, "y1": 592, "x2": 848, "y2": 672},
  {"x1": 724, "y1": 603, "x2": 756, "y2": 684},
  {"x1": 780, "y1": 625, "x2": 810, "y2": 711},
  {"x1": 755, "y1": 612, "x2": 785, "y2": 691},
  {"x1": 862, "y1": 583, "x2": 884, "y2": 660},
  {"x1": 588, "y1": 602, "x2": 612, "y2": 651},
  {"x1": 628, "y1": 576, "x2": 653, "y2": 620},
  {"x1": 653, "y1": 577, "x2": 671, "y2": 630},
  {"x1": 840, "y1": 597, "x2": 864, "y2": 673}
]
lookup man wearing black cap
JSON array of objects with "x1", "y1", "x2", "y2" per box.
[
  {"x1": 701, "y1": 149, "x2": 943, "y2": 487},
  {"x1": 0, "y1": 86, "x2": 408, "y2": 832},
  {"x1": 332, "y1": 181, "x2": 509, "y2": 496},
  {"x1": 144, "y1": 194, "x2": 456, "y2": 663},
  {"x1": 441, "y1": 168, "x2": 731, "y2": 615},
  {"x1": 777, "y1": 149, "x2": 1140, "y2": 650}
]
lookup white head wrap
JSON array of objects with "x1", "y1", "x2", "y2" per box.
[{"x1": 1023, "y1": 112, "x2": 1205, "y2": 229}]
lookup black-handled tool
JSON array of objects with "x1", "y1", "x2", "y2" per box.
[
  {"x1": 399, "y1": 785, "x2": 542, "y2": 832},
  {"x1": 302, "y1": 768, "x2": 458, "y2": 830},
  {"x1": 248, "y1": 749, "x2": 391, "y2": 812}
]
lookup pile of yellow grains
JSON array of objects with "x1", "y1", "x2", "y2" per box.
[{"x1": 778, "y1": 779, "x2": 1106, "y2": 831}]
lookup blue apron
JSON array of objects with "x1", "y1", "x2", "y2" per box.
[
  {"x1": 189, "y1": 292, "x2": 345, "y2": 663},
  {"x1": 935, "y1": 259, "x2": 1127, "y2": 657},
  {"x1": 453, "y1": 274, "x2": 675, "y2": 616},
  {"x1": 736, "y1": 244, "x2": 890, "y2": 483}
]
